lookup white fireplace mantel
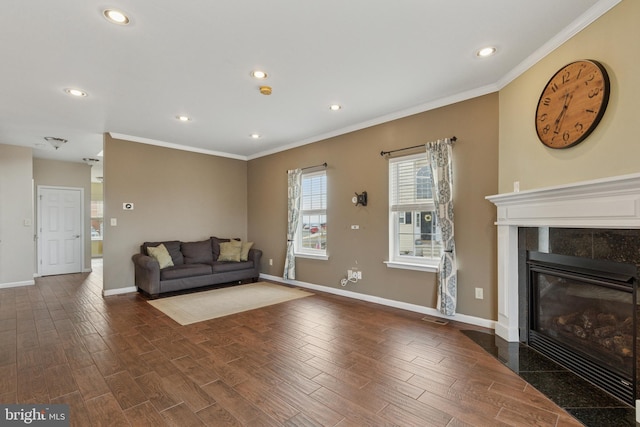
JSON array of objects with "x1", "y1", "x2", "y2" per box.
[{"x1": 486, "y1": 173, "x2": 640, "y2": 343}]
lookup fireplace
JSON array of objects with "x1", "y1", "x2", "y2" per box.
[
  {"x1": 527, "y1": 251, "x2": 637, "y2": 404},
  {"x1": 486, "y1": 172, "x2": 640, "y2": 420}
]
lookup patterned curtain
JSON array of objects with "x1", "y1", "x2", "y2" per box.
[
  {"x1": 283, "y1": 169, "x2": 302, "y2": 280},
  {"x1": 426, "y1": 138, "x2": 457, "y2": 315}
]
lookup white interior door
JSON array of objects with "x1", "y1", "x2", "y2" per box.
[{"x1": 39, "y1": 187, "x2": 83, "y2": 276}]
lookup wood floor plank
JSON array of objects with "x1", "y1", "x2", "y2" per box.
[
  {"x1": 312, "y1": 372, "x2": 388, "y2": 413},
  {"x1": 309, "y1": 386, "x2": 394, "y2": 427},
  {"x1": 17, "y1": 366, "x2": 49, "y2": 403},
  {"x1": 123, "y1": 401, "x2": 170, "y2": 426},
  {"x1": 71, "y1": 364, "x2": 110, "y2": 401},
  {"x1": 270, "y1": 381, "x2": 344, "y2": 426},
  {"x1": 161, "y1": 372, "x2": 214, "y2": 412},
  {"x1": 195, "y1": 402, "x2": 243, "y2": 426},
  {"x1": 161, "y1": 402, "x2": 207, "y2": 427},
  {"x1": 234, "y1": 377, "x2": 299, "y2": 423},
  {"x1": 171, "y1": 355, "x2": 220, "y2": 386},
  {"x1": 84, "y1": 392, "x2": 130, "y2": 426},
  {"x1": 44, "y1": 364, "x2": 77, "y2": 399},
  {"x1": 104, "y1": 370, "x2": 148, "y2": 410},
  {"x1": 51, "y1": 391, "x2": 92, "y2": 427},
  {"x1": 91, "y1": 349, "x2": 125, "y2": 377},
  {"x1": 304, "y1": 356, "x2": 369, "y2": 388},
  {"x1": 0, "y1": 363, "x2": 17, "y2": 395},
  {"x1": 201, "y1": 380, "x2": 264, "y2": 424},
  {"x1": 134, "y1": 371, "x2": 181, "y2": 412}
]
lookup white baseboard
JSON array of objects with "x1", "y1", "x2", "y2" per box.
[
  {"x1": 103, "y1": 286, "x2": 137, "y2": 297},
  {"x1": 0, "y1": 280, "x2": 35, "y2": 289},
  {"x1": 260, "y1": 274, "x2": 496, "y2": 330}
]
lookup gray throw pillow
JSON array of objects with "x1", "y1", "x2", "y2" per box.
[{"x1": 181, "y1": 240, "x2": 214, "y2": 264}]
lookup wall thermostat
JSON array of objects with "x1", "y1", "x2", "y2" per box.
[{"x1": 123, "y1": 202, "x2": 134, "y2": 210}]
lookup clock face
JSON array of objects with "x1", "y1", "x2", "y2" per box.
[{"x1": 535, "y1": 60, "x2": 610, "y2": 149}]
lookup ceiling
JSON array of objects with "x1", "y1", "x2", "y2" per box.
[{"x1": 0, "y1": 0, "x2": 619, "y2": 178}]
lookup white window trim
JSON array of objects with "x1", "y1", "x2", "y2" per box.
[
  {"x1": 384, "y1": 260, "x2": 439, "y2": 272},
  {"x1": 294, "y1": 169, "x2": 327, "y2": 259},
  {"x1": 296, "y1": 252, "x2": 330, "y2": 261},
  {"x1": 387, "y1": 153, "x2": 441, "y2": 271}
]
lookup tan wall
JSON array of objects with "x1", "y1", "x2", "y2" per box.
[
  {"x1": 248, "y1": 93, "x2": 499, "y2": 320},
  {"x1": 33, "y1": 158, "x2": 93, "y2": 272},
  {"x1": 103, "y1": 135, "x2": 248, "y2": 292},
  {"x1": 499, "y1": 0, "x2": 639, "y2": 193},
  {"x1": 0, "y1": 144, "x2": 34, "y2": 285}
]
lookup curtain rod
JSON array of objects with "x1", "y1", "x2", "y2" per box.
[
  {"x1": 303, "y1": 162, "x2": 327, "y2": 170},
  {"x1": 380, "y1": 136, "x2": 457, "y2": 157},
  {"x1": 287, "y1": 162, "x2": 327, "y2": 173}
]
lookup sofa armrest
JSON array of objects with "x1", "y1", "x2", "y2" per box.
[
  {"x1": 132, "y1": 253, "x2": 161, "y2": 297},
  {"x1": 247, "y1": 248, "x2": 262, "y2": 262},
  {"x1": 248, "y1": 248, "x2": 262, "y2": 278}
]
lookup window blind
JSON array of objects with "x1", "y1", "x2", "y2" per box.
[{"x1": 389, "y1": 154, "x2": 434, "y2": 212}]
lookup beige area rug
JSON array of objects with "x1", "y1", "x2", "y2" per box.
[{"x1": 147, "y1": 282, "x2": 313, "y2": 325}]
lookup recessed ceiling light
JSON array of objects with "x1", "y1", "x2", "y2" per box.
[
  {"x1": 251, "y1": 70, "x2": 268, "y2": 79},
  {"x1": 176, "y1": 115, "x2": 191, "y2": 122},
  {"x1": 250, "y1": 133, "x2": 261, "y2": 139},
  {"x1": 64, "y1": 88, "x2": 87, "y2": 97},
  {"x1": 103, "y1": 9, "x2": 130, "y2": 25},
  {"x1": 329, "y1": 104, "x2": 342, "y2": 111},
  {"x1": 476, "y1": 47, "x2": 497, "y2": 57}
]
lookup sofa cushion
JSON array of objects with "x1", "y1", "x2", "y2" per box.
[
  {"x1": 210, "y1": 237, "x2": 230, "y2": 260},
  {"x1": 240, "y1": 241, "x2": 254, "y2": 261},
  {"x1": 147, "y1": 243, "x2": 174, "y2": 269},
  {"x1": 182, "y1": 240, "x2": 214, "y2": 264},
  {"x1": 218, "y1": 240, "x2": 242, "y2": 262},
  {"x1": 144, "y1": 241, "x2": 184, "y2": 265},
  {"x1": 160, "y1": 263, "x2": 213, "y2": 280},
  {"x1": 212, "y1": 260, "x2": 254, "y2": 273}
]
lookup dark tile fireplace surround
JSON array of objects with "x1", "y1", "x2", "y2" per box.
[{"x1": 519, "y1": 227, "x2": 640, "y2": 400}]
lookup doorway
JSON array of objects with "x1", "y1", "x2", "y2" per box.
[{"x1": 37, "y1": 186, "x2": 84, "y2": 276}]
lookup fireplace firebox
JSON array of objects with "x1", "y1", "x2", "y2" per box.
[{"x1": 527, "y1": 251, "x2": 638, "y2": 405}]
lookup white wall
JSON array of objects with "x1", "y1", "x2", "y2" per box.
[{"x1": 0, "y1": 144, "x2": 35, "y2": 287}]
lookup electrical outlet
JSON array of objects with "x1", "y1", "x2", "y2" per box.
[
  {"x1": 475, "y1": 287, "x2": 484, "y2": 299},
  {"x1": 356, "y1": 271, "x2": 362, "y2": 280},
  {"x1": 269, "y1": 258, "x2": 273, "y2": 266}
]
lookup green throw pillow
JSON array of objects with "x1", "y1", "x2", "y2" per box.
[
  {"x1": 147, "y1": 244, "x2": 174, "y2": 269},
  {"x1": 240, "y1": 241, "x2": 254, "y2": 261},
  {"x1": 218, "y1": 240, "x2": 242, "y2": 262}
]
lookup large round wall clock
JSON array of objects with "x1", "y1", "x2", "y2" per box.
[{"x1": 535, "y1": 59, "x2": 610, "y2": 149}]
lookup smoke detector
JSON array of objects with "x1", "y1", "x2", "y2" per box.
[{"x1": 259, "y1": 86, "x2": 272, "y2": 95}]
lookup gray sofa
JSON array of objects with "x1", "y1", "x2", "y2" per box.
[{"x1": 132, "y1": 237, "x2": 262, "y2": 298}]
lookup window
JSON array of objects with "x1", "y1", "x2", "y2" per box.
[
  {"x1": 388, "y1": 153, "x2": 441, "y2": 270},
  {"x1": 296, "y1": 170, "x2": 327, "y2": 258}
]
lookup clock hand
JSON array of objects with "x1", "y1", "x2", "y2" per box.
[{"x1": 554, "y1": 93, "x2": 573, "y2": 134}]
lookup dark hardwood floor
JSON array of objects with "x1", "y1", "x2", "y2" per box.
[{"x1": 0, "y1": 260, "x2": 583, "y2": 426}]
